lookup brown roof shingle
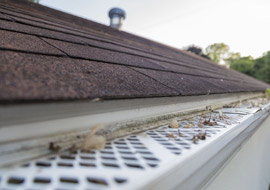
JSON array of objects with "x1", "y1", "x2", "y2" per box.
[{"x1": 0, "y1": 0, "x2": 269, "y2": 103}]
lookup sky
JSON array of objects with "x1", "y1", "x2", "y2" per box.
[{"x1": 40, "y1": 0, "x2": 270, "y2": 58}]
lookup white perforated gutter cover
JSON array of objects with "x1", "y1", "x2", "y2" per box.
[{"x1": 0, "y1": 96, "x2": 269, "y2": 190}]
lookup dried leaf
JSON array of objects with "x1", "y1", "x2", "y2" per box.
[
  {"x1": 169, "y1": 119, "x2": 179, "y2": 128},
  {"x1": 198, "y1": 123, "x2": 205, "y2": 128},
  {"x1": 206, "y1": 106, "x2": 212, "y2": 111},
  {"x1": 166, "y1": 133, "x2": 176, "y2": 138},
  {"x1": 183, "y1": 123, "x2": 194, "y2": 128},
  {"x1": 81, "y1": 124, "x2": 106, "y2": 152},
  {"x1": 193, "y1": 135, "x2": 198, "y2": 144},
  {"x1": 197, "y1": 132, "x2": 207, "y2": 140},
  {"x1": 49, "y1": 142, "x2": 61, "y2": 152},
  {"x1": 70, "y1": 144, "x2": 77, "y2": 154},
  {"x1": 203, "y1": 119, "x2": 217, "y2": 126},
  {"x1": 178, "y1": 129, "x2": 183, "y2": 137}
]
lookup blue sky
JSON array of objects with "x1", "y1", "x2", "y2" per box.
[{"x1": 41, "y1": 0, "x2": 270, "y2": 58}]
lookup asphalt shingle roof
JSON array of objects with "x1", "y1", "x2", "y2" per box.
[{"x1": 0, "y1": 0, "x2": 269, "y2": 103}]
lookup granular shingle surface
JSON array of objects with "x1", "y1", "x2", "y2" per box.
[
  {"x1": 0, "y1": 30, "x2": 64, "y2": 55},
  {"x1": 0, "y1": 0, "x2": 269, "y2": 103}
]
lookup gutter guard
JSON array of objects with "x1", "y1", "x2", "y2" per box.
[{"x1": 0, "y1": 98, "x2": 269, "y2": 190}]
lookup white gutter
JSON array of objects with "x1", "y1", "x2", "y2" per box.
[
  {"x1": 0, "y1": 92, "x2": 263, "y2": 143},
  {"x1": 145, "y1": 103, "x2": 270, "y2": 190},
  {"x1": 0, "y1": 97, "x2": 269, "y2": 190},
  {"x1": 0, "y1": 93, "x2": 264, "y2": 167}
]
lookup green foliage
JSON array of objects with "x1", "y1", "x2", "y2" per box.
[
  {"x1": 205, "y1": 43, "x2": 229, "y2": 64},
  {"x1": 224, "y1": 52, "x2": 241, "y2": 65},
  {"x1": 229, "y1": 56, "x2": 254, "y2": 76},
  {"x1": 253, "y1": 52, "x2": 270, "y2": 83},
  {"x1": 228, "y1": 51, "x2": 270, "y2": 84},
  {"x1": 266, "y1": 88, "x2": 270, "y2": 97},
  {"x1": 29, "y1": 0, "x2": 40, "y2": 3},
  {"x1": 204, "y1": 42, "x2": 270, "y2": 84}
]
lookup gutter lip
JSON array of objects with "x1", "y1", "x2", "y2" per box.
[
  {"x1": 0, "y1": 92, "x2": 263, "y2": 125},
  {"x1": 143, "y1": 102, "x2": 270, "y2": 190}
]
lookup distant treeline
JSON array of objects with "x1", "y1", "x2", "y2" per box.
[{"x1": 185, "y1": 43, "x2": 270, "y2": 84}]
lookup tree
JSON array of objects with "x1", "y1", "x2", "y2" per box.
[
  {"x1": 185, "y1": 45, "x2": 210, "y2": 59},
  {"x1": 253, "y1": 51, "x2": 270, "y2": 83},
  {"x1": 204, "y1": 42, "x2": 269, "y2": 84},
  {"x1": 224, "y1": 52, "x2": 241, "y2": 65},
  {"x1": 205, "y1": 43, "x2": 229, "y2": 64},
  {"x1": 228, "y1": 51, "x2": 270, "y2": 84},
  {"x1": 186, "y1": 45, "x2": 203, "y2": 55},
  {"x1": 229, "y1": 56, "x2": 255, "y2": 76},
  {"x1": 29, "y1": 0, "x2": 40, "y2": 3}
]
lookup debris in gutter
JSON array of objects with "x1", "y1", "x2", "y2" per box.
[
  {"x1": 234, "y1": 100, "x2": 242, "y2": 108},
  {"x1": 178, "y1": 129, "x2": 183, "y2": 137},
  {"x1": 166, "y1": 133, "x2": 176, "y2": 138},
  {"x1": 169, "y1": 119, "x2": 179, "y2": 128},
  {"x1": 69, "y1": 144, "x2": 77, "y2": 154},
  {"x1": 218, "y1": 110, "x2": 230, "y2": 120},
  {"x1": 202, "y1": 119, "x2": 217, "y2": 126},
  {"x1": 202, "y1": 108, "x2": 217, "y2": 124},
  {"x1": 192, "y1": 131, "x2": 207, "y2": 144},
  {"x1": 198, "y1": 123, "x2": 205, "y2": 128},
  {"x1": 81, "y1": 124, "x2": 106, "y2": 152},
  {"x1": 50, "y1": 98, "x2": 269, "y2": 155},
  {"x1": 49, "y1": 142, "x2": 61, "y2": 152},
  {"x1": 197, "y1": 132, "x2": 207, "y2": 140},
  {"x1": 223, "y1": 104, "x2": 235, "y2": 108},
  {"x1": 206, "y1": 106, "x2": 213, "y2": 111},
  {"x1": 192, "y1": 135, "x2": 198, "y2": 144},
  {"x1": 183, "y1": 123, "x2": 194, "y2": 128}
]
